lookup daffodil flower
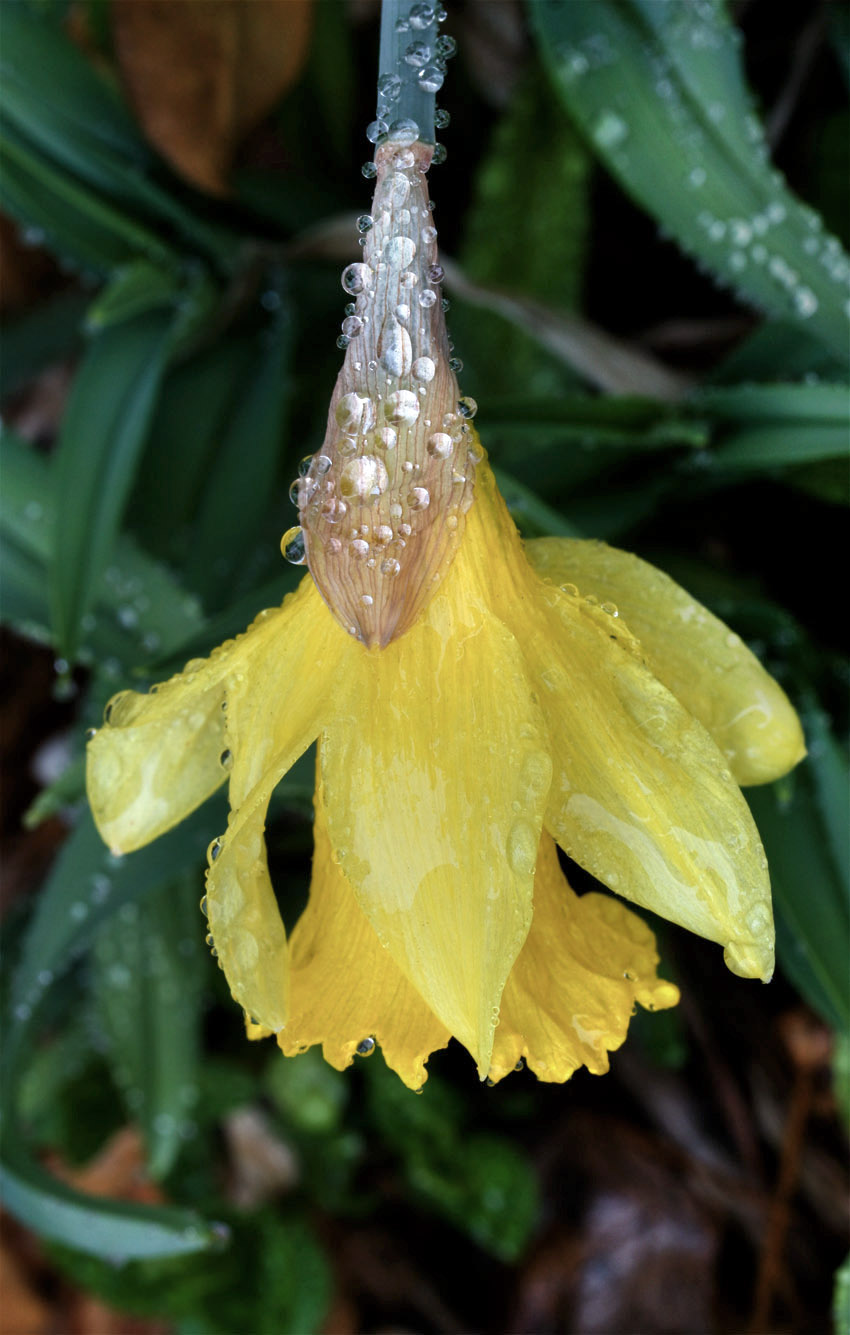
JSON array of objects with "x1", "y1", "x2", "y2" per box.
[{"x1": 86, "y1": 139, "x2": 805, "y2": 1090}]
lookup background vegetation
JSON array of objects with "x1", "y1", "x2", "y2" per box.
[{"x1": 1, "y1": 0, "x2": 847, "y2": 1331}]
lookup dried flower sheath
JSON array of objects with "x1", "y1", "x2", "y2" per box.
[{"x1": 296, "y1": 140, "x2": 477, "y2": 646}]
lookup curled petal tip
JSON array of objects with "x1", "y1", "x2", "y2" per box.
[{"x1": 724, "y1": 938, "x2": 775, "y2": 983}]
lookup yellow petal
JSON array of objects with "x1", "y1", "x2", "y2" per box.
[
  {"x1": 205, "y1": 578, "x2": 353, "y2": 1033},
  {"x1": 320, "y1": 510, "x2": 552, "y2": 1077},
  {"x1": 86, "y1": 593, "x2": 306, "y2": 854},
  {"x1": 279, "y1": 768, "x2": 451, "y2": 1088},
  {"x1": 469, "y1": 466, "x2": 775, "y2": 982},
  {"x1": 490, "y1": 831, "x2": 679, "y2": 1083},
  {"x1": 527, "y1": 538, "x2": 805, "y2": 786}
]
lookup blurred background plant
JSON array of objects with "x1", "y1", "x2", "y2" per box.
[{"x1": 1, "y1": 0, "x2": 848, "y2": 1331}]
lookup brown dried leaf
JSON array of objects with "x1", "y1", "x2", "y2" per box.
[
  {"x1": 112, "y1": 0, "x2": 314, "y2": 195},
  {"x1": 0, "y1": 1241, "x2": 54, "y2": 1335},
  {"x1": 49, "y1": 1126, "x2": 163, "y2": 1205}
]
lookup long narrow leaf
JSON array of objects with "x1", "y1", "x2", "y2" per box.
[
  {"x1": 530, "y1": 0, "x2": 850, "y2": 360},
  {"x1": 49, "y1": 309, "x2": 176, "y2": 661},
  {"x1": 0, "y1": 1143, "x2": 225, "y2": 1262},
  {"x1": 9, "y1": 803, "x2": 225, "y2": 1057},
  {"x1": 186, "y1": 304, "x2": 294, "y2": 605},
  {"x1": 93, "y1": 874, "x2": 206, "y2": 1179}
]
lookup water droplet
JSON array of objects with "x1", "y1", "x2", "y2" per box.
[
  {"x1": 427, "y1": 431, "x2": 453, "y2": 458},
  {"x1": 385, "y1": 390, "x2": 420, "y2": 425},
  {"x1": 388, "y1": 118, "x2": 419, "y2": 146},
  {"x1": 409, "y1": 3, "x2": 435, "y2": 29},
  {"x1": 85, "y1": 727, "x2": 97, "y2": 741},
  {"x1": 339, "y1": 455, "x2": 389, "y2": 501},
  {"x1": 409, "y1": 486, "x2": 430, "y2": 510},
  {"x1": 404, "y1": 40, "x2": 431, "y2": 65},
  {"x1": 341, "y1": 262, "x2": 372, "y2": 295},
  {"x1": 379, "y1": 313, "x2": 413, "y2": 376},
  {"x1": 457, "y1": 396, "x2": 478, "y2": 419},
  {"x1": 448, "y1": 356, "x2": 463, "y2": 373},
  {"x1": 435, "y1": 33, "x2": 456, "y2": 58},
  {"x1": 336, "y1": 392, "x2": 375, "y2": 432},
  {"x1": 434, "y1": 107, "x2": 450, "y2": 129},
  {"x1": 418, "y1": 64, "x2": 444, "y2": 93},
  {"x1": 220, "y1": 749, "x2": 233, "y2": 770},
  {"x1": 412, "y1": 356, "x2": 436, "y2": 382},
  {"x1": 281, "y1": 526, "x2": 307, "y2": 565},
  {"x1": 367, "y1": 426, "x2": 398, "y2": 453},
  {"x1": 385, "y1": 235, "x2": 417, "y2": 269},
  {"x1": 506, "y1": 820, "x2": 537, "y2": 876},
  {"x1": 418, "y1": 289, "x2": 437, "y2": 308},
  {"x1": 793, "y1": 287, "x2": 818, "y2": 317},
  {"x1": 356, "y1": 1035, "x2": 377, "y2": 1056},
  {"x1": 199, "y1": 895, "x2": 208, "y2": 917},
  {"x1": 392, "y1": 147, "x2": 417, "y2": 170},
  {"x1": 362, "y1": 161, "x2": 378, "y2": 179},
  {"x1": 592, "y1": 110, "x2": 628, "y2": 148},
  {"x1": 746, "y1": 904, "x2": 771, "y2": 935},
  {"x1": 208, "y1": 838, "x2": 223, "y2": 862},
  {"x1": 350, "y1": 538, "x2": 370, "y2": 559},
  {"x1": 366, "y1": 118, "x2": 387, "y2": 144},
  {"x1": 377, "y1": 72, "x2": 402, "y2": 101},
  {"x1": 381, "y1": 557, "x2": 401, "y2": 577},
  {"x1": 342, "y1": 315, "x2": 363, "y2": 339}
]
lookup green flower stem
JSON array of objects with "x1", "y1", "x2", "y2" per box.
[{"x1": 378, "y1": 0, "x2": 439, "y2": 144}]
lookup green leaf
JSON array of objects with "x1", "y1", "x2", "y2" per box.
[
  {"x1": 0, "y1": 3, "x2": 150, "y2": 188},
  {"x1": 699, "y1": 381, "x2": 850, "y2": 469},
  {"x1": 86, "y1": 260, "x2": 182, "y2": 331},
  {"x1": 8, "y1": 802, "x2": 225, "y2": 1067},
  {"x1": 24, "y1": 755, "x2": 86, "y2": 829},
  {"x1": 531, "y1": 0, "x2": 850, "y2": 360},
  {"x1": 365, "y1": 1062, "x2": 538, "y2": 1260},
  {"x1": 459, "y1": 70, "x2": 589, "y2": 395},
  {"x1": 186, "y1": 304, "x2": 293, "y2": 606},
  {"x1": 93, "y1": 874, "x2": 206, "y2": 1178},
  {"x1": 835, "y1": 1254, "x2": 850, "y2": 1335},
  {"x1": 408, "y1": 1131, "x2": 539, "y2": 1262},
  {"x1": 0, "y1": 118, "x2": 174, "y2": 274},
  {"x1": 49, "y1": 308, "x2": 178, "y2": 662},
  {"x1": 0, "y1": 1141, "x2": 226, "y2": 1262},
  {"x1": 265, "y1": 1049, "x2": 347, "y2": 1135},
  {"x1": 747, "y1": 721, "x2": 850, "y2": 1033},
  {"x1": 0, "y1": 287, "x2": 90, "y2": 398},
  {"x1": 45, "y1": 1210, "x2": 328, "y2": 1334},
  {"x1": 1, "y1": 427, "x2": 206, "y2": 668},
  {"x1": 131, "y1": 336, "x2": 256, "y2": 562},
  {"x1": 495, "y1": 468, "x2": 584, "y2": 538},
  {"x1": 0, "y1": 6, "x2": 234, "y2": 266}
]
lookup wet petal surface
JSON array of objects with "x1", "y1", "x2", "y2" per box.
[
  {"x1": 320, "y1": 526, "x2": 551, "y2": 1076},
  {"x1": 86, "y1": 596, "x2": 302, "y2": 854},
  {"x1": 279, "y1": 769, "x2": 451, "y2": 1088},
  {"x1": 470, "y1": 467, "x2": 775, "y2": 981},
  {"x1": 527, "y1": 537, "x2": 805, "y2": 786},
  {"x1": 204, "y1": 578, "x2": 352, "y2": 1032},
  {"x1": 490, "y1": 832, "x2": 679, "y2": 1083}
]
